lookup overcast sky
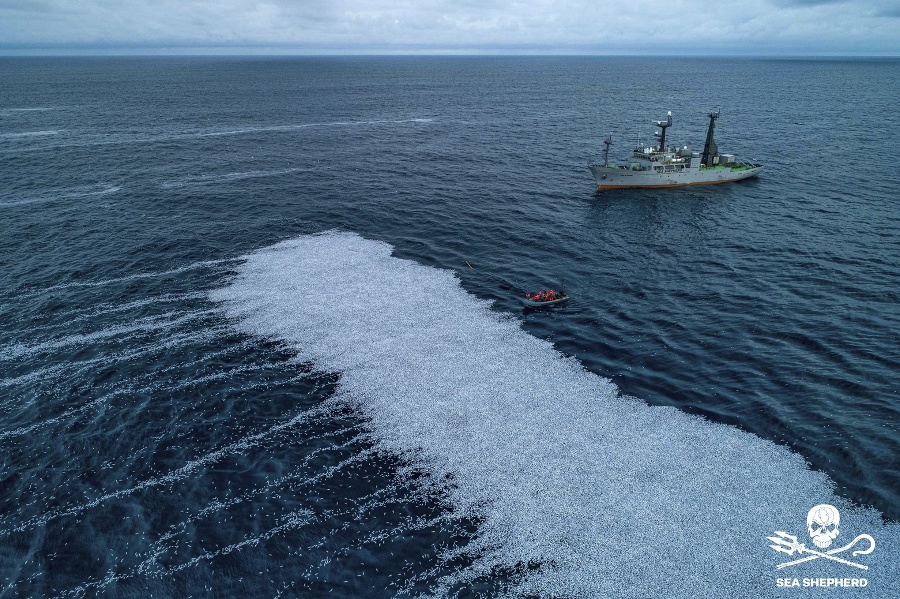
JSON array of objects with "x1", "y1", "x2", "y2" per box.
[{"x1": 1, "y1": 0, "x2": 898, "y2": 56}]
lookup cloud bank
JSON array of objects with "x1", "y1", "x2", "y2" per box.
[{"x1": 0, "y1": 0, "x2": 898, "y2": 55}]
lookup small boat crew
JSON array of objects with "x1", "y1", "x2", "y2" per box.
[{"x1": 523, "y1": 288, "x2": 567, "y2": 306}]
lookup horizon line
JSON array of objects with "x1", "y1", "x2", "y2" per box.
[{"x1": 2, "y1": 51, "x2": 899, "y2": 59}]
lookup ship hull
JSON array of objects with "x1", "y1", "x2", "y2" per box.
[{"x1": 589, "y1": 164, "x2": 763, "y2": 190}]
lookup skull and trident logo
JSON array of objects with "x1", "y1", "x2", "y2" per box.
[{"x1": 768, "y1": 504, "x2": 876, "y2": 570}]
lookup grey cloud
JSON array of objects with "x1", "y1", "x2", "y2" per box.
[
  {"x1": 875, "y1": 1, "x2": 900, "y2": 17},
  {"x1": 0, "y1": 0, "x2": 897, "y2": 55},
  {"x1": 774, "y1": 0, "x2": 845, "y2": 5}
]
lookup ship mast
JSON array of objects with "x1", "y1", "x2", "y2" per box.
[
  {"x1": 701, "y1": 110, "x2": 719, "y2": 166},
  {"x1": 654, "y1": 112, "x2": 673, "y2": 152},
  {"x1": 603, "y1": 134, "x2": 612, "y2": 167}
]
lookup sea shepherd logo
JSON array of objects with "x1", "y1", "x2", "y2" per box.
[{"x1": 768, "y1": 504, "x2": 876, "y2": 589}]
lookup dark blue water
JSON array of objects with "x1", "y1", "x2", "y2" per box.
[{"x1": 1, "y1": 57, "x2": 898, "y2": 597}]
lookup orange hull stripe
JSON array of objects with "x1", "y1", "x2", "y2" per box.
[{"x1": 597, "y1": 178, "x2": 752, "y2": 190}]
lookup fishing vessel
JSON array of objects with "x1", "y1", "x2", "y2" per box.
[{"x1": 588, "y1": 111, "x2": 763, "y2": 190}]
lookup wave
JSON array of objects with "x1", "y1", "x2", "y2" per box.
[
  {"x1": 0, "y1": 310, "x2": 218, "y2": 361},
  {"x1": 45, "y1": 291, "x2": 208, "y2": 329},
  {"x1": 48, "y1": 437, "x2": 374, "y2": 598},
  {"x1": 0, "y1": 324, "x2": 228, "y2": 395},
  {"x1": 0, "y1": 118, "x2": 434, "y2": 154},
  {"x1": 0, "y1": 184, "x2": 119, "y2": 208},
  {"x1": 15, "y1": 258, "x2": 237, "y2": 299},
  {"x1": 210, "y1": 231, "x2": 899, "y2": 597},
  {"x1": 0, "y1": 130, "x2": 62, "y2": 138},
  {"x1": 0, "y1": 403, "x2": 330, "y2": 539},
  {"x1": 160, "y1": 168, "x2": 311, "y2": 189},
  {"x1": 191, "y1": 117, "x2": 434, "y2": 139}
]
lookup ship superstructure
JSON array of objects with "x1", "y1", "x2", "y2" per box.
[{"x1": 588, "y1": 111, "x2": 763, "y2": 190}]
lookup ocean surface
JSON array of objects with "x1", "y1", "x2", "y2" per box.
[{"x1": 0, "y1": 56, "x2": 898, "y2": 597}]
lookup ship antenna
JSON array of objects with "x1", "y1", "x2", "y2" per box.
[
  {"x1": 653, "y1": 111, "x2": 673, "y2": 152},
  {"x1": 603, "y1": 134, "x2": 612, "y2": 167}
]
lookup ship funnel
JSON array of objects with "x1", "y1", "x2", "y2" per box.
[{"x1": 700, "y1": 111, "x2": 719, "y2": 167}]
